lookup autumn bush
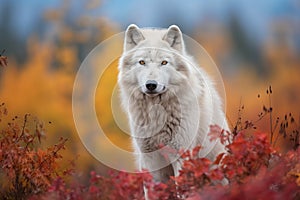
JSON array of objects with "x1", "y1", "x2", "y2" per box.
[
  {"x1": 0, "y1": 104, "x2": 71, "y2": 199},
  {"x1": 34, "y1": 128, "x2": 300, "y2": 200}
]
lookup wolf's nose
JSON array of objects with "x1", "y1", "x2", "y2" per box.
[{"x1": 145, "y1": 80, "x2": 157, "y2": 91}]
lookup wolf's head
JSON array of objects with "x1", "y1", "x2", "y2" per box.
[{"x1": 118, "y1": 24, "x2": 192, "y2": 97}]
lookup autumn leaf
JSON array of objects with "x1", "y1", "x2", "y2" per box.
[{"x1": 0, "y1": 49, "x2": 8, "y2": 67}]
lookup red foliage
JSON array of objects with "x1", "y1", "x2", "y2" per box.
[
  {"x1": 1, "y1": 104, "x2": 299, "y2": 199},
  {"x1": 221, "y1": 131, "x2": 275, "y2": 183},
  {"x1": 175, "y1": 130, "x2": 299, "y2": 199},
  {"x1": 86, "y1": 170, "x2": 148, "y2": 200},
  {"x1": 37, "y1": 127, "x2": 299, "y2": 200},
  {"x1": 0, "y1": 105, "x2": 71, "y2": 199}
]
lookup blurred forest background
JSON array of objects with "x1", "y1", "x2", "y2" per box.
[{"x1": 0, "y1": 0, "x2": 299, "y2": 178}]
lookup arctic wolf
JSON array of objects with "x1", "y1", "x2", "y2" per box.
[{"x1": 118, "y1": 24, "x2": 228, "y2": 183}]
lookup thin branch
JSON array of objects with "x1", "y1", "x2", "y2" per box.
[
  {"x1": 16, "y1": 114, "x2": 29, "y2": 142},
  {"x1": 268, "y1": 86, "x2": 274, "y2": 144}
]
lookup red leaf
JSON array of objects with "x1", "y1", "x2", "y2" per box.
[{"x1": 214, "y1": 153, "x2": 225, "y2": 165}]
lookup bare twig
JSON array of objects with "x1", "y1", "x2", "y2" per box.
[
  {"x1": 268, "y1": 86, "x2": 274, "y2": 144},
  {"x1": 16, "y1": 114, "x2": 30, "y2": 143}
]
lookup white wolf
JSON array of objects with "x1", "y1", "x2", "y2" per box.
[{"x1": 118, "y1": 24, "x2": 228, "y2": 183}]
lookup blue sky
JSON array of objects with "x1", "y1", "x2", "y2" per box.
[{"x1": 0, "y1": 0, "x2": 299, "y2": 41}]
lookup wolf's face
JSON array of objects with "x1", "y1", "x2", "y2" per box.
[{"x1": 119, "y1": 25, "x2": 190, "y2": 97}]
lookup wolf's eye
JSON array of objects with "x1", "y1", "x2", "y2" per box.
[
  {"x1": 161, "y1": 60, "x2": 168, "y2": 65},
  {"x1": 139, "y1": 60, "x2": 145, "y2": 65}
]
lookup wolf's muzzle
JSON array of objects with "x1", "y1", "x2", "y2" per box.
[{"x1": 142, "y1": 80, "x2": 166, "y2": 96}]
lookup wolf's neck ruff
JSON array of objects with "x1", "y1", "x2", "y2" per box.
[{"x1": 129, "y1": 90, "x2": 182, "y2": 144}]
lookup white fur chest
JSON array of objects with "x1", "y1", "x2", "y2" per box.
[{"x1": 128, "y1": 90, "x2": 199, "y2": 153}]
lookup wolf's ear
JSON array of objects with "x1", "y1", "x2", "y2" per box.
[
  {"x1": 163, "y1": 25, "x2": 184, "y2": 52},
  {"x1": 124, "y1": 24, "x2": 145, "y2": 51}
]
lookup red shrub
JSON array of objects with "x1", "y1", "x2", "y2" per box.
[
  {"x1": 221, "y1": 131, "x2": 275, "y2": 183},
  {"x1": 38, "y1": 128, "x2": 300, "y2": 200},
  {"x1": 1, "y1": 103, "x2": 299, "y2": 199},
  {"x1": 175, "y1": 130, "x2": 299, "y2": 199},
  {"x1": 0, "y1": 105, "x2": 70, "y2": 199}
]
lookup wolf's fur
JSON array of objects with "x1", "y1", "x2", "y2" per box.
[{"x1": 118, "y1": 24, "x2": 228, "y2": 183}]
